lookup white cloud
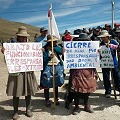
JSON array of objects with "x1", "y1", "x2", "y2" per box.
[
  {"x1": 18, "y1": 15, "x2": 47, "y2": 23},
  {"x1": 69, "y1": 19, "x2": 120, "y2": 31},
  {"x1": 61, "y1": 0, "x2": 99, "y2": 6},
  {"x1": 17, "y1": 6, "x2": 90, "y2": 23},
  {"x1": 62, "y1": 0, "x2": 77, "y2": 6},
  {"x1": 54, "y1": 7, "x2": 90, "y2": 17},
  {"x1": 21, "y1": 1, "x2": 49, "y2": 7},
  {"x1": 0, "y1": 0, "x2": 15, "y2": 9}
]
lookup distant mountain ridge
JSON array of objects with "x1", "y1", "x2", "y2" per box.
[{"x1": 0, "y1": 18, "x2": 40, "y2": 42}]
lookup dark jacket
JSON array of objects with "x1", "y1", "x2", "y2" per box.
[{"x1": 43, "y1": 44, "x2": 63, "y2": 70}]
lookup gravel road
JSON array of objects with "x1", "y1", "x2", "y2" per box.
[{"x1": 0, "y1": 45, "x2": 120, "y2": 120}]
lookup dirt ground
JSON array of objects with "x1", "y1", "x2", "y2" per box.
[{"x1": 0, "y1": 45, "x2": 120, "y2": 120}]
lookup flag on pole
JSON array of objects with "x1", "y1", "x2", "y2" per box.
[{"x1": 48, "y1": 9, "x2": 60, "y2": 39}]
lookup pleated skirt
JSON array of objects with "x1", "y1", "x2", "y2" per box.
[{"x1": 6, "y1": 72, "x2": 39, "y2": 97}]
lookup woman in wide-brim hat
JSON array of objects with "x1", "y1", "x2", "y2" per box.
[
  {"x1": 40, "y1": 35, "x2": 65, "y2": 107},
  {"x1": 2, "y1": 26, "x2": 39, "y2": 120},
  {"x1": 98, "y1": 30, "x2": 120, "y2": 98}
]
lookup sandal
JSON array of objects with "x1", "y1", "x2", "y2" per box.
[
  {"x1": 45, "y1": 100, "x2": 51, "y2": 107},
  {"x1": 84, "y1": 104, "x2": 94, "y2": 113}
]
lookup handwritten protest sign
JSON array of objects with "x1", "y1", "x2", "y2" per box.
[
  {"x1": 3, "y1": 43, "x2": 43, "y2": 73},
  {"x1": 100, "y1": 46, "x2": 114, "y2": 68},
  {"x1": 64, "y1": 41, "x2": 100, "y2": 69}
]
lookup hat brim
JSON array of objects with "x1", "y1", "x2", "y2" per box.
[
  {"x1": 98, "y1": 34, "x2": 111, "y2": 37},
  {"x1": 41, "y1": 30, "x2": 48, "y2": 32},
  {"x1": 77, "y1": 38, "x2": 90, "y2": 41},
  {"x1": 47, "y1": 40, "x2": 58, "y2": 42},
  {"x1": 16, "y1": 33, "x2": 30, "y2": 37},
  {"x1": 114, "y1": 24, "x2": 120, "y2": 26},
  {"x1": 44, "y1": 38, "x2": 59, "y2": 42}
]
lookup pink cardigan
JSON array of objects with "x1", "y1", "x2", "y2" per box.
[{"x1": 109, "y1": 44, "x2": 118, "y2": 50}]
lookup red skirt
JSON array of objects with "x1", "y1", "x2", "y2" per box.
[{"x1": 71, "y1": 68, "x2": 97, "y2": 93}]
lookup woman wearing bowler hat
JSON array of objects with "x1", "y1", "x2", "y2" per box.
[
  {"x1": 1, "y1": 26, "x2": 39, "y2": 120},
  {"x1": 65, "y1": 33, "x2": 98, "y2": 115}
]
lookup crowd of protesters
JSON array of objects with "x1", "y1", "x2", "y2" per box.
[
  {"x1": 59, "y1": 22, "x2": 120, "y2": 114},
  {"x1": 62, "y1": 22, "x2": 120, "y2": 42},
  {"x1": 1, "y1": 22, "x2": 120, "y2": 119}
]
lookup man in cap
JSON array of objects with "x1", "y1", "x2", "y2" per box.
[
  {"x1": 35, "y1": 27, "x2": 48, "y2": 47},
  {"x1": 11, "y1": 37, "x2": 17, "y2": 43},
  {"x1": 90, "y1": 28, "x2": 100, "y2": 41},
  {"x1": 88, "y1": 28, "x2": 93, "y2": 38},
  {"x1": 115, "y1": 28, "x2": 120, "y2": 43},
  {"x1": 111, "y1": 22, "x2": 120, "y2": 39},
  {"x1": 62, "y1": 30, "x2": 72, "y2": 41}
]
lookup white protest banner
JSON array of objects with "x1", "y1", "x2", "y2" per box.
[
  {"x1": 64, "y1": 41, "x2": 100, "y2": 69},
  {"x1": 3, "y1": 43, "x2": 43, "y2": 73},
  {"x1": 100, "y1": 45, "x2": 114, "y2": 68}
]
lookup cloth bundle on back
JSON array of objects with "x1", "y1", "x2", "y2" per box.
[{"x1": 40, "y1": 35, "x2": 65, "y2": 107}]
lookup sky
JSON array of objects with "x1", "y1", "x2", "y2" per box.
[{"x1": 0, "y1": 0, "x2": 120, "y2": 34}]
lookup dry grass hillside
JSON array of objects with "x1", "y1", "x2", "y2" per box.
[{"x1": 0, "y1": 18, "x2": 40, "y2": 42}]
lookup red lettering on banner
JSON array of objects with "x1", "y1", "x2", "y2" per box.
[
  {"x1": 10, "y1": 59, "x2": 15, "y2": 65},
  {"x1": 25, "y1": 65, "x2": 43, "y2": 71},
  {"x1": 21, "y1": 59, "x2": 27, "y2": 64},
  {"x1": 11, "y1": 44, "x2": 15, "y2": 50},
  {"x1": 14, "y1": 66, "x2": 21, "y2": 71},
  {"x1": 6, "y1": 44, "x2": 10, "y2": 50},
  {"x1": 26, "y1": 44, "x2": 30, "y2": 50},
  {"x1": 4, "y1": 43, "x2": 43, "y2": 73},
  {"x1": 15, "y1": 59, "x2": 20, "y2": 65},
  {"x1": 32, "y1": 44, "x2": 41, "y2": 51},
  {"x1": 26, "y1": 65, "x2": 31, "y2": 70}
]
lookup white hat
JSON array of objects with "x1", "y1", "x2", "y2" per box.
[
  {"x1": 16, "y1": 26, "x2": 30, "y2": 37},
  {"x1": 116, "y1": 28, "x2": 120, "y2": 33},
  {"x1": 98, "y1": 30, "x2": 111, "y2": 37}
]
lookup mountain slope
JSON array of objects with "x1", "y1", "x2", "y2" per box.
[{"x1": 0, "y1": 18, "x2": 40, "y2": 42}]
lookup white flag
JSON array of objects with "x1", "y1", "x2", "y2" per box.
[{"x1": 48, "y1": 9, "x2": 60, "y2": 39}]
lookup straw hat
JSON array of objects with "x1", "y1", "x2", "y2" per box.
[
  {"x1": 16, "y1": 26, "x2": 30, "y2": 37},
  {"x1": 46, "y1": 35, "x2": 58, "y2": 42},
  {"x1": 98, "y1": 30, "x2": 111, "y2": 37},
  {"x1": 116, "y1": 28, "x2": 120, "y2": 33}
]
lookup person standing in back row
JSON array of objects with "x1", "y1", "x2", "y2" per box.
[{"x1": 35, "y1": 27, "x2": 48, "y2": 47}]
